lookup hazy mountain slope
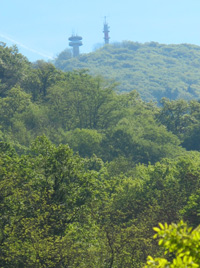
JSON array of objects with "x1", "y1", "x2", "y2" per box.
[{"x1": 54, "y1": 41, "x2": 200, "y2": 102}]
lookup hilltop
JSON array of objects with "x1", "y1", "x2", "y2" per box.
[{"x1": 54, "y1": 41, "x2": 200, "y2": 102}]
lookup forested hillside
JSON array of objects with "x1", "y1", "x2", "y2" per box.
[
  {"x1": 54, "y1": 41, "x2": 200, "y2": 102},
  {"x1": 1, "y1": 42, "x2": 200, "y2": 267}
]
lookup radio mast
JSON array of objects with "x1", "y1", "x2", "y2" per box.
[{"x1": 103, "y1": 17, "x2": 110, "y2": 44}]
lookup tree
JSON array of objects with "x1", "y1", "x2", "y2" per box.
[
  {"x1": 65, "y1": 128, "x2": 103, "y2": 157},
  {"x1": 0, "y1": 137, "x2": 110, "y2": 267},
  {"x1": 181, "y1": 189, "x2": 200, "y2": 228},
  {"x1": 47, "y1": 70, "x2": 120, "y2": 130},
  {"x1": 145, "y1": 221, "x2": 200, "y2": 268},
  {"x1": 54, "y1": 48, "x2": 72, "y2": 69},
  {"x1": 23, "y1": 60, "x2": 63, "y2": 100},
  {"x1": 0, "y1": 43, "x2": 29, "y2": 97},
  {"x1": 157, "y1": 98, "x2": 190, "y2": 136},
  {"x1": 101, "y1": 106, "x2": 182, "y2": 164},
  {"x1": 0, "y1": 86, "x2": 31, "y2": 127}
]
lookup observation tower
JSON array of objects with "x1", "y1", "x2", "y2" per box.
[
  {"x1": 103, "y1": 17, "x2": 110, "y2": 44},
  {"x1": 68, "y1": 35, "x2": 83, "y2": 57}
]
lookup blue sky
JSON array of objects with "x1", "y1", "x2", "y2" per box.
[{"x1": 1, "y1": 0, "x2": 200, "y2": 61}]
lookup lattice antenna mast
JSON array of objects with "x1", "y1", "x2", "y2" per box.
[{"x1": 103, "y1": 16, "x2": 110, "y2": 44}]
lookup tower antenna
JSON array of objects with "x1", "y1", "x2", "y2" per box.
[{"x1": 103, "y1": 16, "x2": 110, "y2": 44}]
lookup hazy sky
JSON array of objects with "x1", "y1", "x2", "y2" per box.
[{"x1": 1, "y1": 0, "x2": 200, "y2": 61}]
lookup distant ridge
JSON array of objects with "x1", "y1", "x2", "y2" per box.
[{"x1": 54, "y1": 41, "x2": 200, "y2": 102}]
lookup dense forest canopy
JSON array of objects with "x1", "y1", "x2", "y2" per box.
[
  {"x1": 54, "y1": 41, "x2": 200, "y2": 102},
  {"x1": 1, "y1": 42, "x2": 200, "y2": 267}
]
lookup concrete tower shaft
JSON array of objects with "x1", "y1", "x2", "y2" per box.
[{"x1": 68, "y1": 35, "x2": 83, "y2": 57}]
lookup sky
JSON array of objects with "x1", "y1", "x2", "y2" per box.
[{"x1": 1, "y1": 0, "x2": 200, "y2": 62}]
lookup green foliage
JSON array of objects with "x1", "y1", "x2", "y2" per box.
[
  {"x1": 0, "y1": 42, "x2": 29, "y2": 97},
  {"x1": 22, "y1": 60, "x2": 64, "y2": 100},
  {"x1": 0, "y1": 137, "x2": 109, "y2": 267},
  {"x1": 145, "y1": 221, "x2": 200, "y2": 267},
  {"x1": 157, "y1": 98, "x2": 190, "y2": 135},
  {"x1": 157, "y1": 98, "x2": 200, "y2": 151},
  {"x1": 54, "y1": 48, "x2": 72, "y2": 69},
  {"x1": 0, "y1": 137, "x2": 200, "y2": 267},
  {"x1": 101, "y1": 104, "x2": 183, "y2": 164},
  {"x1": 46, "y1": 70, "x2": 119, "y2": 130},
  {"x1": 65, "y1": 128, "x2": 103, "y2": 157},
  {"x1": 180, "y1": 189, "x2": 200, "y2": 227},
  {"x1": 0, "y1": 86, "x2": 31, "y2": 125},
  {"x1": 54, "y1": 42, "x2": 200, "y2": 101},
  {"x1": 2, "y1": 42, "x2": 200, "y2": 267},
  {"x1": 0, "y1": 43, "x2": 192, "y2": 163}
]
